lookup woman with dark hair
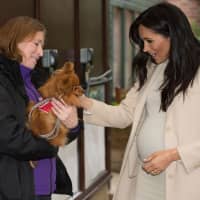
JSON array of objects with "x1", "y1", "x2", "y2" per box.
[
  {"x1": 0, "y1": 16, "x2": 79, "y2": 200},
  {"x1": 76, "y1": 2, "x2": 200, "y2": 200}
]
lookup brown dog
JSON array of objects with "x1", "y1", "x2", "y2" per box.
[{"x1": 27, "y1": 62, "x2": 83, "y2": 147}]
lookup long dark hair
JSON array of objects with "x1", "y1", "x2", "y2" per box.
[{"x1": 129, "y1": 2, "x2": 200, "y2": 111}]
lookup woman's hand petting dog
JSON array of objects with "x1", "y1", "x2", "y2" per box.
[{"x1": 51, "y1": 98, "x2": 78, "y2": 129}]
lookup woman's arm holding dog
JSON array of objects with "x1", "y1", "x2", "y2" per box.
[{"x1": 0, "y1": 85, "x2": 58, "y2": 161}]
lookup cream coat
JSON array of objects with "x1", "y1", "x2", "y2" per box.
[{"x1": 84, "y1": 61, "x2": 200, "y2": 200}]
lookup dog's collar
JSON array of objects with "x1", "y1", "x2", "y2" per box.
[{"x1": 28, "y1": 98, "x2": 61, "y2": 140}]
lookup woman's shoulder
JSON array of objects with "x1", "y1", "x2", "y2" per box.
[
  {"x1": 0, "y1": 66, "x2": 16, "y2": 90},
  {"x1": 0, "y1": 56, "x2": 22, "y2": 88},
  {"x1": 0, "y1": 68, "x2": 11, "y2": 87}
]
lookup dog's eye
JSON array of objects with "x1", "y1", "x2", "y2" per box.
[{"x1": 62, "y1": 79, "x2": 69, "y2": 85}]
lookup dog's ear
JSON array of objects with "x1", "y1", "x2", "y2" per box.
[
  {"x1": 52, "y1": 62, "x2": 74, "y2": 76},
  {"x1": 63, "y1": 62, "x2": 74, "y2": 73}
]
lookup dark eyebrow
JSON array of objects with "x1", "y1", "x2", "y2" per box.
[{"x1": 143, "y1": 37, "x2": 153, "y2": 40}]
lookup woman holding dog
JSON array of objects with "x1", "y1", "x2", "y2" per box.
[
  {"x1": 71, "y1": 2, "x2": 200, "y2": 200},
  {"x1": 0, "y1": 16, "x2": 79, "y2": 200}
]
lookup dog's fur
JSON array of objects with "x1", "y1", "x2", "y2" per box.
[{"x1": 27, "y1": 62, "x2": 83, "y2": 146}]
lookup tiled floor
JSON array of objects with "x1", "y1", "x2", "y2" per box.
[
  {"x1": 110, "y1": 172, "x2": 120, "y2": 196},
  {"x1": 52, "y1": 172, "x2": 120, "y2": 200},
  {"x1": 52, "y1": 194, "x2": 72, "y2": 200}
]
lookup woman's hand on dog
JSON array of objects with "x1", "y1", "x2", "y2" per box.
[
  {"x1": 51, "y1": 98, "x2": 78, "y2": 129},
  {"x1": 79, "y1": 94, "x2": 93, "y2": 110}
]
